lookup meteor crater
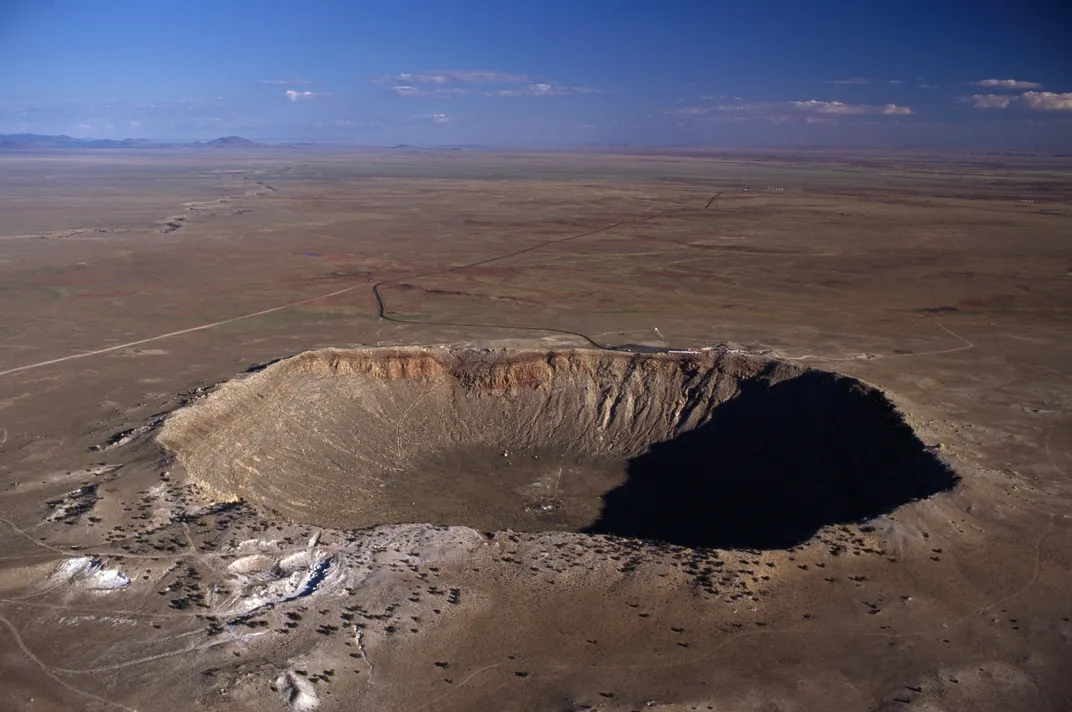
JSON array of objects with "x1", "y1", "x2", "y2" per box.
[{"x1": 159, "y1": 347, "x2": 956, "y2": 549}]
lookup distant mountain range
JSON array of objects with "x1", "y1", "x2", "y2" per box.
[{"x1": 0, "y1": 134, "x2": 259, "y2": 150}]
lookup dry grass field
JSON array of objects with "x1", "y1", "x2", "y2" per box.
[{"x1": 0, "y1": 148, "x2": 1070, "y2": 711}]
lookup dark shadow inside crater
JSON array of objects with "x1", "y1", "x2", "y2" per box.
[{"x1": 584, "y1": 371, "x2": 958, "y2": 549}]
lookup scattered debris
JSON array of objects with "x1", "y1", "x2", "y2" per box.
[
  {"x1": 92, "y1": 416, "x2": 165, "y2": 451},
  {"x1": 50, "y1": 556, "x2": 130, "y2": 590},
  {"x1": 46, "y1": 485, "x2": 98, "y2": 522},
  {"x1": 275, "y1": 670, "x2": 320, "y2": 711}
]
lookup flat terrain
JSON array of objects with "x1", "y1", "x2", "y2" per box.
[{"x1": 0, "y1": 148, "x2": 1070, "y2": 711}]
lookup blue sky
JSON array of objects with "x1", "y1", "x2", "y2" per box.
[{"x1": 1, "y1": 0, "x2": 1070, "y2": 147}]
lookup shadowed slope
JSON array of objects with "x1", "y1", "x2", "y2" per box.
[{"x1": 587, "y1": 371, "x2": 957, "y2": 549}]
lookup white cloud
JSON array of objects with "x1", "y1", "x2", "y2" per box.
[
  {"x1": 384, "y1": 70, "x2": 528, "y2": 85},
  {"x1": 789, "y1": 100, "x2": 863, "y2": 115},
  {"x1": 128, "y1": 119, "x2": 141, "y2": 129},
  {"x1": 391, "y1": 85, "x2": 471, "y2": 98},
  {"x1": 285, "y1": 90, "x2": 323, "y2": 102},
  {"x1": 381, "y1": 70, "x2": 600, "y2": 99},
  {"x1": 888, "y1": 79, "x2": 903, "y2": 85},
  {"x1": 491, "y1": 83, "x2": 594, "y2": 97},
  {"x1": 672, "y1": 99, "x2": 913, "y2": 120},
  {"x1": 788, "y1": 100, "x2": 912, "y2": 115},
  {"x1": 256, "y1": 78, "x2": 315, "y2": 87},
  {"x1": 972, "y1": 78, "x2": 1041, "y2": 90},
  {"x1": 966, "y1": 94, "x2": 1013, "y2": 109},
  {"x1": 824, "y1": 77, "x2": 871, "y2": 85},
  {"x1": 415, "y1": 113, "x2": 450, "y2": 124},
  {"x1": 963, "y1": 91, "x2": 1072, "y2": 111},
  {"x1": 881, "y1": 104, "x2": 913, "y2": 115},
  {"x1": 672, "y1": 106, "x2": 714, "y2": 116},
  {"x1": 1020, "y1": 91, "x2": 1072, "y2": 111},
  {"x1": 496, "y1": 82, "x2": 557, "y2": 96}
]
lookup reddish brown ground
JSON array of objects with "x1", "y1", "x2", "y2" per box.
[{"x1": 0, "y1": 149, "x2": 1069, "y2": 711}]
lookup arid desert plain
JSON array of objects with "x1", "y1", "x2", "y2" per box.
[{"x1": 0, "y1": 148, "x2": 1070, "y2": 711}]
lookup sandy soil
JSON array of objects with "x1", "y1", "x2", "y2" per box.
[{"x1": 0, "y1": 149, "x2": 1070, "y2": 711}]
